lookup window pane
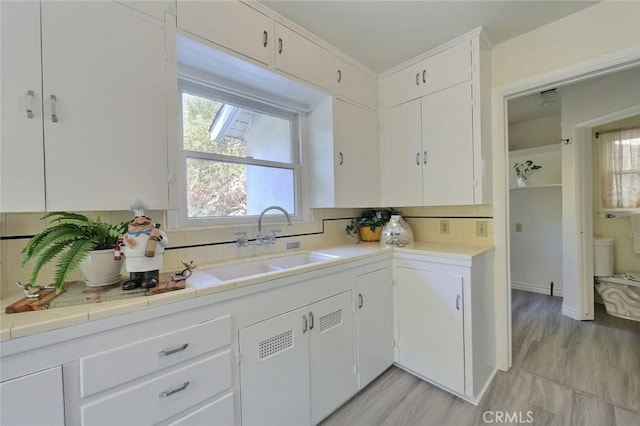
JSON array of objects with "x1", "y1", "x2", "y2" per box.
[
  {"x1": 186, "y1": 158, "x2": 295, "y2": 218},
  {"x1": 182, "y1": 92, "x2": 292, "y2": 163}
]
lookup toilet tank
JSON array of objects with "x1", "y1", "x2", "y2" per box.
[{"x1": 593, "y1": 237, "x2": 615, "y2": 277}]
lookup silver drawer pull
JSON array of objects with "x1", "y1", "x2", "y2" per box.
[
  {"x1": 159, "y1": 381, "x2": 190, "y2": 398},
  {"x1": 159, "y1": 343, "x2": 189, "y2": 356},
  {"x1": 50, "y1": 94, "x2": 58, "y2": 123}
]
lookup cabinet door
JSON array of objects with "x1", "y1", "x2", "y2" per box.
[
  {"x1": 40, "y1": 1, "x2": 169, "y2": 210},
  {"x1": 397, "y1": 266, "x2": 465, "y2": 394},
  {"x1": 239, "y1": 307, "x2": 311, "y2": 426},
  {"x1": 176, "y1": 0, "x2": 273, "y2": 65},
  {"x1": 355, "y1": 268, "x2": 394, "y2": 389},
  {"x1": 0, "y1": 0, "x2": 45, "y2": 212},
  {"x1": 380, "y1": 98, "x2": 423, "y2": 206},
  {"x1": 1, "y1": 366, "x2": 64, "y2": 426},
  {"x1": 308, "y1": 291, "x2": 356, "y2": 424},
  {"x1": 380, "y1": 60, "x2": 425, "y2": 108},
  {"x1": 335, "y1": 58, "x2": 377, "y2": 109},
  {"x1": 333, "y1": 99, "x2": 380, "y2": 207},
  {"x1": 275, "y1": 23, "x2": 334, "y2": 91},
  {"x1": 422, "y1": 81, "x2": 474, "y2": 206}
]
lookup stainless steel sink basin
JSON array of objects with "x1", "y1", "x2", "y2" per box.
[{"x1": 202, "y1": 252, "x2": 338, "y2": 281}]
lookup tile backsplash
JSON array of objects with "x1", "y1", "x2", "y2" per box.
[{"x1": 1, "y1": 205, "x2": 493, "y2": 298}]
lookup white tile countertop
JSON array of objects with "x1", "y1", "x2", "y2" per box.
[{"x1": 0, "y1": 242, "x2": 493, "y2": 342}]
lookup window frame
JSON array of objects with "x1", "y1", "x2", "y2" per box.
[
  {"x1": 598, "y1": 127, "x2": 640, "y2": 213},
  {"x1": 174, "y1": 78, "x2": 303, "y2": 228}
]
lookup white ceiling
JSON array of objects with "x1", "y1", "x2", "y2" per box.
[{"x1": 260, "y1": 0, "x2": 600, "y2": 74}]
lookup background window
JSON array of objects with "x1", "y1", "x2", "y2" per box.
[
  {"x1": 180, "y1": 82, "x2": 300, "y2": 223},
  {"x1": 599, "y1": 127, "x2": 640, "y2": 210}
]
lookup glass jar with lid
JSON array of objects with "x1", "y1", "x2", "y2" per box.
[{"x1": 380, "y1": 215, "x2": 414, "y2": 247}]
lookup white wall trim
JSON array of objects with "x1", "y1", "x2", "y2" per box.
[
  {"x1": 512, "y1": 281, "x2": 563, "y2": 297},
  {"x1": 492, "y1": 48, "x2": 640, "y2": 372}
]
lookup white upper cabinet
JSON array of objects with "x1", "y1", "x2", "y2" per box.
[
  {"x1": 1, "y1": 1, "x2": 171, "y2": 212},
  {"x1": 309, "y1": 97, "x2": 380, "y2": 208},
  {"x1": 335, "y1": 57, "x2": 378, "y2": 110},
  {"x1": 0, "y1": 0, "x2": 45, "y2": 212},
  {"x1": 116, "y1": 0, "x2": 170, "y2": 22},
  {"x1": 274, "y1": 23, "x2": 335, "y2": 91},
  {"x1": 176, "y1": 0, "x2": 273, "y2": 65},
  {"x1": 381, "y1": 40, "x2": 471, "y2": 109},
  {"x1": 381, "y1": 34, "x2": 492, "y2": 206}
]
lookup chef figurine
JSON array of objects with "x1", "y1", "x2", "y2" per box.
[{"x1": 121, "y1": 205, "x2": 168, "y2": 290}]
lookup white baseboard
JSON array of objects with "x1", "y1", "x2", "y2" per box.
[{"x1": 511, "y1": 281, "x2": 563, "y2": 297}]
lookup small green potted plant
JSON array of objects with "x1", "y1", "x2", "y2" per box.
[
  {"x1": 345, "y1": 208, "x2": 400, "y2": 242},
  {"x1": 22, "y1": 212, "x2": 128, "y2": 292},
  {"x1": 513, "y1": 160, "x2": 542, "y2": 187}
]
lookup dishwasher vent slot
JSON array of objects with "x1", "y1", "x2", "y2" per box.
[
  {"x1": 319, "y1": 309, "x2": 342, "y2": 333},
  {"x1": 259, "y1": 330, "x2": 293, "y2": 361}
]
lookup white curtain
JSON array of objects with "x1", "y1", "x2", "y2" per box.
[{"x1": 599, "y1": 127, "x2": 640, "y2": 209}]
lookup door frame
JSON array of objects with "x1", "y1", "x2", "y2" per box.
[{"x1": 492, "y1": 48, "x2": 640, "y2": 371}]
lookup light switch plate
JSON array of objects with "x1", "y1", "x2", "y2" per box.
[{"x1": 477, "y1": 221, "x2": 488, "y2": 237}]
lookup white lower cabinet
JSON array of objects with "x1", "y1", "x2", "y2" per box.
[
  {"x1": 0, "y1": 366, "x2": 65, "y2": 426},
  {"x1": 397, "y1": 265, "x2": 465, "y2": 394},
  {"x1": 239, "y1": 290, "x2": 355, "y2": 426},
  {"x1": 394, "y1": 252, "x2": 495, "y2": 402},
  {"x1": 355, "y1": 267, "x2": 394, "y2": 389}
]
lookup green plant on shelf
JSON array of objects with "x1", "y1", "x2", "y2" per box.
[{"x1": 513, "y1": 160, "x2": 542, "y2": 180}]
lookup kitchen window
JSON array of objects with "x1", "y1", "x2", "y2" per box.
[
  {"x1": 177, "y1": 80, "x2": 301, "y2": 226},
  {"x1": 599, "y1": 127, "x2": 640, "y2": 210}
]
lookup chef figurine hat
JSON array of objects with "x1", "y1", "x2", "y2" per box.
[{"x1": 130, "y1": 199, "x2": 148, "y2": 218}]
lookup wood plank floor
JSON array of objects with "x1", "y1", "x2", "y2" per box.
[{"x1": 321, "y1": 290, "x2": 640, "y2": 426}]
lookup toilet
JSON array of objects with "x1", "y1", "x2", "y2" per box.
[{"x1": 593, "y1": 236, "x2": 640, "y2": 322}]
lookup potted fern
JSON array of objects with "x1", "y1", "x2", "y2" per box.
[
  {"x1": 345, "y1": 208, "x2": 400, "y2": 242},
  {"x1": 22, "y1": 212, "x2": 128, "y2": 292}
]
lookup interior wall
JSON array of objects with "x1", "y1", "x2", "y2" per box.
[
  {"x1": 592, "y1": 115, "x2": 640, "y2": 274},
  {"x1": 492, "y1": 1, "x2": 640, "y2": 88},
  {"x1": 509, "y1": 145, "x2": 563, "y2": 295},
  {"x1": 508, "y1": 115, "x2": 560, "y2": 151}
]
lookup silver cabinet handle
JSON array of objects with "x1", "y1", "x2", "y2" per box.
[
  {"x1": 339, "y1": 152, "x2": 344, "y2": 165},
  {"x1": 423, "y1": 150, "x2": 428, "y2": 165},
  {"x1": 415, "y1": 72, "x2": 419, "y2": 86},
  {"x1": 50, "y1": 94, "x2": 58, "y2": 123},
  {"x1": 278, "y1": 37, "x2": 283, "y2": 54},
  {"x1": 26, "y1": 90, "x2": 35, "y2": 119},
  {"x1": 309, "y1": 311, "x2": 314, "y2": 330},
  {"x1": 422, "y1": 70, "x2": 426, "y2": 84},
  {"x1": 358, "y1": 293, "x2": 364, "y2": 309},
  {"x1": 303, "y1": 314, "x2": 308, "y2": 333},
  {"x1": 263, "y1": 30, "x2": 268, "y2": 47},
  {"x1": 159, "y1": 381, "x2": 190, "y2": 398},
  {"x1": 337, "y1": 69, "x2": 342, "y2": 83},
  {"x1": 456, "y1": 294, "x2": 461, "y2": 310},
  {"x1": 416, "y1": 152, "x2": 420, "y2": 165},
  {"x1": 159, "y1": 343, "x2": 189, "y2": 357}
]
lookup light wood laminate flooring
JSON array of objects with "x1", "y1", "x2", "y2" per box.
[{"x1": 321, "y1": 290, "x2": 640, "y2": 426}]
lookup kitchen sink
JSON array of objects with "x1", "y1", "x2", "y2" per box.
[
  {"x1": 202, "y1": 252, "x2": 338, "y2": 281},
  {"x1": 265, "y1": 252, "x2": 337, "y2": 269}
]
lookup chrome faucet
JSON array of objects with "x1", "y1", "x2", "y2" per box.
[
  {"x1": 256, "y1": 205, "x2": 292, "y2": 244},
  {"x1": 235, "y1": 205, "x2": 293, "y2": 247}
]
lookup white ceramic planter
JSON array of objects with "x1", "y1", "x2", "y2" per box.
[
  {"x1": 79, "y1": 249, "x2": 123, "y2": 287},
  {"x1": 516, "y1": 177, "x2": 528, "y2": 188}
]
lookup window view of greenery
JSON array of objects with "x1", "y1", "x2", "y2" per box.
[
  {"x1": 181, "y1": 91, "x2": 297, "y2": 219},
  {"x1": 182, "y1": 93, "x2": 247, "y2": 217}
]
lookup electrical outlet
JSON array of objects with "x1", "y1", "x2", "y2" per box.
[
  {"x1": 477, "y1": 221, "x2": 487, "y2": 237},
  {"x1": 440, "y1": 220, "x2": 449, "y2": 234},
  {"x1": 515, "y1": 223, "x2": 523, "y2": 232}
]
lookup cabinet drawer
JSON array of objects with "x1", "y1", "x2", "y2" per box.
[
  {"x1": 80, "y1": 315, "x2": 230, "y2": 397},
  {"x1": 168, "y1": 392, "x2": 234, "y2": 426},
  {"x1": 81, "y1": 351, "x2": 232, "y2": 426}
]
